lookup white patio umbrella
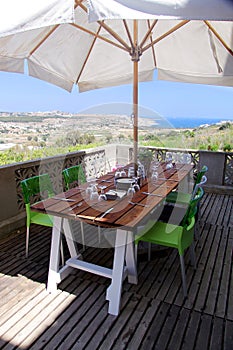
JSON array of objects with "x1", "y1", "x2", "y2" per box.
[{"x1": 0, "y1": 0, "x2": 232, "y2": 164}]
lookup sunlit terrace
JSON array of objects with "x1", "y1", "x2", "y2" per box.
[{"x1": 0, "y1": 145, "x2": 232, "y2": 349}]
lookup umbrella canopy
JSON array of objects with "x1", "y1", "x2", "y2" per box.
[
  {"x1": 0, "y1": 0, "x2": 74, "y2": 37},
  {"x1": 0, "y1": 0, "x2": 232, "y2": 163}
]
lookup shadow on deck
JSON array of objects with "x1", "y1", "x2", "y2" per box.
[{"x1": 0, "y1": 193, "x2": 232, "y2": 349}]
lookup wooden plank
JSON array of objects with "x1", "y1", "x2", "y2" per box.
[
  {"x1": 206, "y1": 194, "x2": 224, "y2": 226},
  {"x1": 223, "y1": 195, "x2": 233, "y2": 227},
  {"x1": 195, "y1": 314, "x2": 212, "y2": 349},
  {"x1": 181, "y1": 310, "x2": 201, "y2": 350},
  {"x1": 42, "y1": 284, "x2": 106, "y2": 349},
  {"x1": 226, "y1": 227, "x2": 233, "y2": 321},
  {"x1": 111, "y1": 296, "x2": 153, "y2": 350},
  {"x1": 153, "y1": 304, "x2": 180, "y2": 350},
  {"x1": 215, "y1": 226, "x2": 233, "y2": 320},
  {"x1": 209, "y1": 316, "x2": 224, "y2": 350},
  {"x1": 84, "y1": 291, "x2": 133, "y2": 350},
  {"x1": 216, "y1": 195, "x2": 231, "y2": 226},
  {"x1": 126, "y1": 299, "x2": 161, "y2": 350},
  {"x1": 205, "y1": 225, "x2": 228, "y2": 315},
  {"x1": 167, "y1": 307, "x2": 191, "y2": 350},
  {"x1": 139, "y1": 302, "x2": 170, "y2": 350},
  {"x1": 181, "y1": 222, "x2": 215, "y2": 309},
  {"x1": 29, "y1": 279, "x2": 95, "y2": 349},
  {"x1": 194, "y1": 224, "x2": 223, "y2": 313},
  {"x1": 21, "y1": 279, "x2": 97, "y2": 349},
  {"x1": 224, "y1": 320, "x2": 233, "y2": 350},
  {"x1": 97, "y1": 293, "x2": 143, "y2": 350}
]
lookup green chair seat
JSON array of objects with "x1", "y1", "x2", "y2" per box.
[
  {"x1": 164, "y1": 191, "x2": 192, "y2": 205},
  {"x1": 29, "y1": 210, "x2": 53, "y2": 227},
  {"x1": 21, "y1": 174, "x2": 62, "y2": 259},
  {"x1": 136, "y1": 218, "x2": 195, "y2": 256},
  {"x1": 135, "y1": 187, "x2": 204, "y2": 297}
]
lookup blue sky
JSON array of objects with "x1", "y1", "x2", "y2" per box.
[{"x1": 0, "y1": 70, "x2": 233, "y2": 121}]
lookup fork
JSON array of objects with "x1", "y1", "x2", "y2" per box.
[
  {"x1": 129, "y1": 201, "x2": 149, "y2": 207},
  {"x1": 67, "y1": 202, "x2": 83, "y2": 211}
]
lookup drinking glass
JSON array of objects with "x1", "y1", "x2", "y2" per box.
[
  {"x1": 127, "y1": 183, "x2": 136, "y2": 197},
  {"x1": 90, "y1": 186, "x2": 99, "y2": 201},
  {"x1": 128, "y1": 166, "x2": 135, "y2": 178},
  {"x1": 98, "y1": 185, "x2": 107, "y2": 201}
]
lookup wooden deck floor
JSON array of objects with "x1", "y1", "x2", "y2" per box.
[{"x1": 0, "y1": 193, "x2": 232, "y2": 349}]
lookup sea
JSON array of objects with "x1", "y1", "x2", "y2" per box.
[{"x1": 146, "y1": 116, "x2": 233, "y2": 129}]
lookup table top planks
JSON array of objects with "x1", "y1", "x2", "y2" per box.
[{"x1": 31, "y1": 162, "x2": 193, "y2": 230}]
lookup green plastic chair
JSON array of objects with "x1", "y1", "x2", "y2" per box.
[
  {"x1": 62, "y1": 165, "x2": 87, "y2": 249},
  {"x1": 62, "y1": 164, "x2": 86, "y2": 190},
  {"x1": 135, "y1": 187, "x2": 204, "y2": 297},
  {"x1": 21, "y1": 174, "x2": 63, "y2": 260},
  {"x1": 165, "y1": 165, "x2": 208, "y2": 205}
]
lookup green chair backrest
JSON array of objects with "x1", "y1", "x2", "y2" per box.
[
  {"x1": 62, "y1": 165, "x2": 86, "y2": 190},
  {"x1": 21, "y1": 173, "x2": 54, "y2": 204},
  {"x1": 195, "y1": 165, "x2": 208, "y2": 186},
  {"x1": 181, "y1": 186, "x2": 204, "y2": 228}
]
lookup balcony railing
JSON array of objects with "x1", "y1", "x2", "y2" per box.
[{"x1": 0, "y1": 144, "x2": 232, "y2": 238}]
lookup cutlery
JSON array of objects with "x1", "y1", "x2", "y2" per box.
[
  {"x1": 67, "y1": 202, "x2": 83, "y2": 211},
  {"x1": 99, "y1": 207, "x2": 114, "y2": 218},
  {"x1": 53, "y1": 197, "x2": 76, "y2": 202},
  {"x1": 142, "y1": 192, "x2": 164, "y2": 197},
  {"x1": 129, "y1": 201, "x2": 149, "y2": 207}
]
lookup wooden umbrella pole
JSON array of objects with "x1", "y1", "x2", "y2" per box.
[
  {"x1": 133, "y1": 20, "x2": 139, "y2": 170},
  {"x1": 133, "y1": 59, "x2": 138, "y2": 168}
]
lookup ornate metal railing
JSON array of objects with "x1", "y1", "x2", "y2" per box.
[
  {"x1": 225, "y1": 153, "x2": 233, "y2": 186},
  {"x1": 15, "y1": 148, "x2": 106, "y2": 212}
]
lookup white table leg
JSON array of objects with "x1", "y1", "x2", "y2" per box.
[
  {"x1": 62, "y1": 218, "x2": 81, "y2": 258},
  {"x1": 106, "y1": 228, "x2": 127, "y2": 316},
  {"x1": 125, "y1": 231, "x2": 138, "y2": 284},
  {"x1": 47, "y1": 216, "x2": 63, "y2": 293}
]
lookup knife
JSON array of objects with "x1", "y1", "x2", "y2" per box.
[
  {"x1": 53, "y1": 197, "x2": 76, "y2": 202},
  {"x1": 142, "y1": 192, "x2": 164, "y2": 197},
  {"x1": 99, "y1": 207, "x2": 114, "y2": 218}
]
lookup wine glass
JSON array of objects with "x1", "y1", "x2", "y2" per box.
[
  {"x1": 132, "y1": 177, "x2": 140, "y2": 191},
  {"x1": 120, "y1": 168, "x2": 126, "y2": 177},
  {"x1": 90, "y1": 185, "x2": 99, "y2": 201},
  {"x1": 98, "y1": 185, "x2": 107, "y2": 201},
  {"x1": 127, "y1": 182, "x2": 136, "y2": 197},
  {"x1": 128, "y1": 166, "x2": 135, "y2": 178}
]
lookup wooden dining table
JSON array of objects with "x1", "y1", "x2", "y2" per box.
[{"x1": 31, "y1": 162, "x2": 193, "y2": 315}]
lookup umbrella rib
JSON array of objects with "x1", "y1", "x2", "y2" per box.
[
  {"x1": 29, "y1": 0, "x2": 84, "y2": 56},
  {"x1": 71, "y1": 23, "x2": 129, "y2": 52},
  {"x1": 29, "y1": 25, "x2": 60, "y2": 56},
  {"x1": 75, "y1": 25, "x2": 102, "y2": 84},
  {"x1": 97, "y1": 21, "x2": 131, "y2": 52},
  {"x1": 141, "y1": 20, "x2": 158, "y2": 67},
  {"x1": 204, "y1": 21, "x2": 233, "y2": 57},
  {"x1": 141, "y1": 20, "x2": 190, "y2": 53},
  {"x1": 123, "y1": 20, "x2": 134, "y2": 48},
  {"x1": 140, "y1": 20, "x2": 158, "y2": 49}
]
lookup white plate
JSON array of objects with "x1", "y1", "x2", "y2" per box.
[{"x1": 116, "y1": 178, "x2": 134, "y2": 184}]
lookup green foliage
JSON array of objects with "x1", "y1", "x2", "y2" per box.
[
  {"x1": 0, "y1": 142, "x2": 103, "y2": 166},
  {"x1": 56, "y1": 131, "x2": 95, "y2": 147},
  {"x1": 184, "y1": 130, "x2": 195, "y2": 138},
  {"x1": 223, "y1": 143, "x2": 232, "y2": 151}
]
